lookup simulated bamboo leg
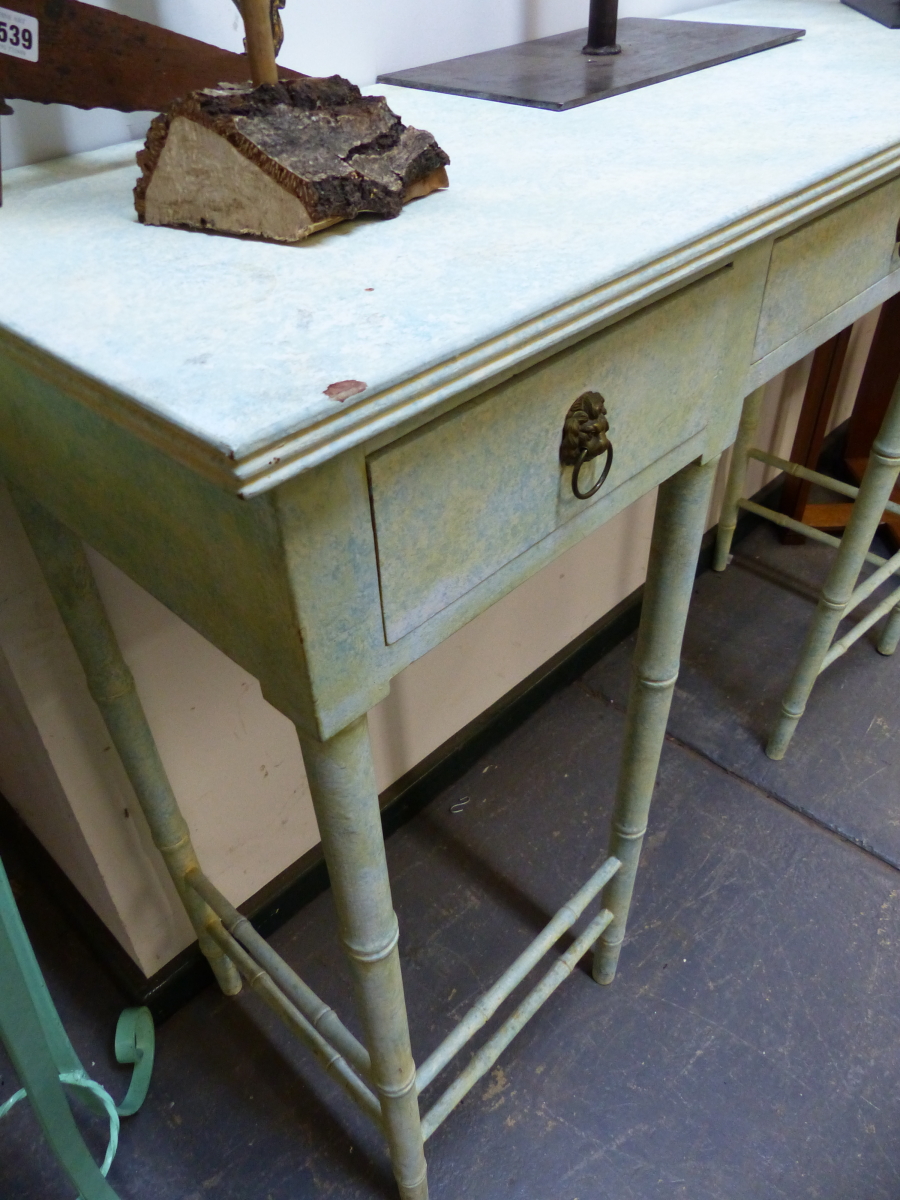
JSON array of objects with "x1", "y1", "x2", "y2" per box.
[
  {"x1": 713, "y1": 386, "x2": 766, "y2": 572},
  {"x1": 877, "y1": 600, "x2": 900, "y2": 656},
  {"x1": 767, "y1": 374, "x2": 900, "y2": 760},
  {"x1": 10, "y1": 490, "x2": 241, "y2": 997},
  {"x1": 299, "y1": 720, "x2": 427, "y2": 1200},
  {"x1": 594, "y1": 455, "x2": 720, "y2": 985}
]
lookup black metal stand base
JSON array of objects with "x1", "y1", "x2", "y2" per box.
[
  {"x1": 841, "y1": 0, "x2": 900, "y2": 28},
  {"x1": 377, "y1": 18, "x2": 804, "y2": 112}
]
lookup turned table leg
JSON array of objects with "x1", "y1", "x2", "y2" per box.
[
  {"x1": 299, "y1": 719, "x2": 428, "y2": 1200},
  {"x1": 713, "y1": 386, "x2": 765, "y2": 572},
  {"x1": 594, "y1": 455, "x2": 719, "y2": 985},
  {"x1": 13, "y1": 487, "x2": 427, "y2": 1196},
  {"x1": 10, "y1": 489, "x2": 242, "y2": 997},
  {"x1": 767, "y1": 373, "x2": 900, "y2": 760}
]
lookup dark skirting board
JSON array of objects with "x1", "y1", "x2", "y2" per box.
[
  {"x1": 842, "y1": 0, "x2": 900, "y2": 28},
  {"x1": 377, "y1": 18, "x2": 804, "y2": 112}
]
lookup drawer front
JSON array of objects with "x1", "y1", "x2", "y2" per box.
[
  {"x1": 754, "y1": 176, "x2": 900, "y2": 363},
  {"x1": 368, "y1": 265, "x2": 738, "y2": 645}
]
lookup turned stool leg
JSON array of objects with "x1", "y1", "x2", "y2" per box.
[
  {"x1": 713, "y1": 386, "x2": 766, "y2": 572},
  {"x1": 594, "y1": 455, "x2": 719, "y2": 985},
  {"x1": 767, "y1": 374, "x2": 900, "y2": 760},
  {"x1": 10, "y1": 489, "x2": 242, "y2": 996},
  {"x1": 299, "y1": 720, "x2": 428, "y2": 1200},
  {"x1": 877, "y1": 600, "x2": 900, "y2": 656}
]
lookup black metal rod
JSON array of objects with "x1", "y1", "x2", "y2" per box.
[
  {"x1": 583, "y1": 0, "x2": 621, "y2": 54},
  {"x1": 0, "y1": 98, "x2": 9, "y2": 208}
]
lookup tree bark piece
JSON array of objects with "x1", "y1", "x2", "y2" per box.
[{"x1": 135, "y1": 77, "x2": 450, "y2": 244}]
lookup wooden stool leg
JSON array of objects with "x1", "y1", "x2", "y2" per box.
[
  {"x1": 767, "y1": 374, "x2": 900, "y2": 760},
  {"x1": 9, "y1": 489, "x2": 242, "y2": 997},
  {"x1": 713, "y1": 387, "x2": 765, "y2": 572},
  {"x1": 844, "y1": 294, "x2": 900, "y2": 548},
  {"x1": 594, "y1": 454, "x2": 719, "y2": 985},
  {"x1": 778, "y1": 328, "x2": 852, "y2": 538},
  {"x1": 299, "y1": 720, "x2": 428, "y2": 1200},
  {"x1": 845, "y1": 294, "x2": 900, "y2": 476}
]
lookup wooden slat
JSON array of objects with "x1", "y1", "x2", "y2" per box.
[
  {"x1": 799, "y1": 502, "x2": 854, "y2": 530},
  {"x1": 0, "y1": 0, "x2": 302, "y2": 113}
]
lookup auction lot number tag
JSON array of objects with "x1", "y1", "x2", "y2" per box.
[{"x1": 0, "y1": 6, "x2": 38, "y2": 62}]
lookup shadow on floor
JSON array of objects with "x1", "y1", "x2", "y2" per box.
[{"x1": 3, "y1": 523, "x2": 900, "y2": 1199}]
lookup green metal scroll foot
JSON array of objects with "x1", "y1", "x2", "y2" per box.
[
  {"x1": 113, "y1": 1007, "x2": 155, "y2": 1117},
  {"x1": 0, "y1": 1024, "x2": 153, "y2": 1199},
  {"x1": 0, "y1": 852, "x2": 155, "y2": 1199}
]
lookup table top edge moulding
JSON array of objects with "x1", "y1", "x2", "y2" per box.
[
  {"x1": 0, "y1": 0, "x2": 899, "y2": 497},
  {"x1": 2, "y1": 128, "x2": 900, "y2": 501}
]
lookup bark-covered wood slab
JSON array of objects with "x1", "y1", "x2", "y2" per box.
[
  {"x1": 134, "y1": 77, "x2": 450, "y2": 243},
  {"x1": 0, "y1": 0, "x2": 302, "y2": 112}
]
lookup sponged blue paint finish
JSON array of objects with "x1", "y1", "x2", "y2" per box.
[{"x1": 0, "y1": 1, "x2": 899, "y2": 494}]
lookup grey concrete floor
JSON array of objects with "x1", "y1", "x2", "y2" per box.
[{"x1": 3, "y1": 522, "x2": 900, "y2": 1199}]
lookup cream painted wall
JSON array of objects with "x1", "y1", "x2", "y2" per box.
[
  {"x1": 0, "y1": 0, "x2": 722, "y2": 170},
  {"x1": 0, "y1": 1, "x2": 880, "y2": 976}
]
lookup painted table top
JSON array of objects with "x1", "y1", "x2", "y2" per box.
[{"x1": 1, "y1": 0, "x2": 899, "y2": 496}]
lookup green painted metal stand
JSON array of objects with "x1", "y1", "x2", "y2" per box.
[
  {"x1": 0, "y1": 853, "x2": 153, "y2": 1199},
  {"x1": 714, "y1": 375, "x2": 900, "y2": 759},
  {"x1": 10, "y1": 453, "x2": 718, "y2": 1198}
]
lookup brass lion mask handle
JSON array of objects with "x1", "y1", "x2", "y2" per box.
[{"x1": 559, "y1": 391, "x2": 613, "y2": 500}]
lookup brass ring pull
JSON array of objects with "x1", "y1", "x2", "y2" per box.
[
  {"x1": 571, "y1": 441, "x2": 613, "y2": 499},
  {"x1": 560, "y1": 392, "x2": 613, "y2": 500}
]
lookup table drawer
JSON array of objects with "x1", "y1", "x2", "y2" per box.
[
  {"x1": 753, "y1": 176, "x2": 900, "y2": 363},
  {"x1": 367, "y1": 264, "x2": 738, "y2": 644}
]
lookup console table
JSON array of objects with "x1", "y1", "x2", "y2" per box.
[{"x1": 1, "y1": 2, "x2": 898, "y2": 1194}]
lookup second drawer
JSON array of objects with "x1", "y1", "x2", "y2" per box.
[
  {"x1": 754, "y1": 174, "x2": 900, "y2": 364},
  {"x1": 367, "y1": 262, "x2": 744, "y2": 645}
]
